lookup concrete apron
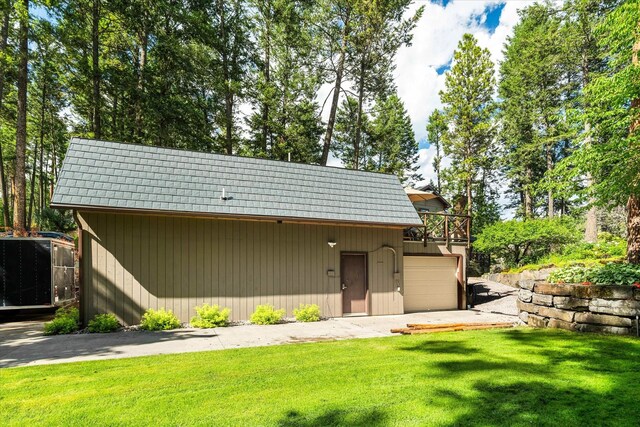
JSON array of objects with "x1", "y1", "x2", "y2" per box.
[{"x1": 0, "y1": 310, "x2": 515, "y2": 368}]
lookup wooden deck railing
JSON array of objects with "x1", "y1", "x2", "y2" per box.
[{"x1": 404, "y1": 212, "x2": 471, "y2": 248}]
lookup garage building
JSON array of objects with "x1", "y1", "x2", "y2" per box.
[{"x1": 52, "y1": 138, "x2": 466, "y2": 324}]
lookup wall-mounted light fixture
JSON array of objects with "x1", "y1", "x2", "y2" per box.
[{"x1": 328, "y1": 240, "x2": 337, "y2": 248}]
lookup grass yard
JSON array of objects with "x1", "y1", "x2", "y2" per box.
[{"x1": 2, "y1": 328, "x2": 640, "y2": 426}]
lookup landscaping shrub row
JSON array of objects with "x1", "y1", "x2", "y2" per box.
[{"x1": 44, "y1": 303, "x2": 323, "y2": 334}]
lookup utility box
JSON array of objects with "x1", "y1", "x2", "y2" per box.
[{"x1": 0, "y1": 238, "x2": 76, "y2": 309}]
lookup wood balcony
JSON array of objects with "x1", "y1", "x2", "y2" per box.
[{"x1": 404, "y1": 212, "x2": 471, "y2": 248}]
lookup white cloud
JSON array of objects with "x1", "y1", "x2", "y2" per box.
[{"x1": 393, "y1": 0, "x2": 537, "y2": 218}]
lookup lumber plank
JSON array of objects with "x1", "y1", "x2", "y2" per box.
[{"x1": 405, "y1": 324, "x2": 513, "y2": 334}]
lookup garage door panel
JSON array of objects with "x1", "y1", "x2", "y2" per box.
[{"x1": 403, "y1": 256, "x2": 458, "y2": 312}]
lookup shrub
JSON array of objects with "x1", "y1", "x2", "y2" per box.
[
  {"x1": 88, "y1": 313, "x2": 120, "y2": 333},
  {"x1": 44, "y1": 307, "x2": 79, "y2": 335},
  {"x1": 475, "y1": 218, "x2": 579, "y2": 267},
  {"x1": 592, "y1": 263, "x2": 640, "y2": 285},
  {"x1": 190, "y1": 304, "x2": 230, "y2": 328},
  {"x1": 140, "y1": 308, "x2": 181, "y2": 331},
  {"x1": 250, "y1": 305, "x2": 285, "y2": 325},
  {"x1": 293, "y1": 304, "x2": 321, "y2": 322}
]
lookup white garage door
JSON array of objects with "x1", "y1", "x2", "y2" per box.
[{"x1": 403, "y1": 256, "x2": 458, "y2": 312}]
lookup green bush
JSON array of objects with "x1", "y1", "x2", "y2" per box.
[
  {"x1": 44, "y1": 307, "x2": 79, "y2": 335},
  {"x1": 140, "y1": 308, "x2": 181, "y2": 331},
  {"x1": 475, "y1": 218, "x2": 579, "y2": 267},
  {"x1": 190, "y1": 304, "x2": 230, "y2": 328},
  {"x1": 250, "y1": 305, "x2": 285, "y2": 325},
  {"x1": 293, "y1": 304, "x2": 321, "y2": 322},
  {"x1": 87, "y1": 313, "x2": 120, "y2": 333}
]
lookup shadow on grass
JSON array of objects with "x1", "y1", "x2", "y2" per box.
[
  {"x1": 402, "y1": 329, "x2": 640, "y2": 426},
  {"x1": 0, "y1": 329, "x2": 219, "y2": 368},
  {"x1": 278, "y1": 408, "x2": 386, "y2": 427}
]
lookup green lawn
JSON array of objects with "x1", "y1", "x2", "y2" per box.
[{"x1": 2, "y1": 328, "x2": 640, "y2": 426}]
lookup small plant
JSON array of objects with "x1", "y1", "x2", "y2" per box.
[
  {"x1": 88, "y1": 313, "x2": 120, "y2": 333},
  {"x1": 250, "y1": 304, "x2": 285, "y2": 325},
  {"x1": 591, "y1": 263, "x2": 640, "y2": 285},
  {"x1": 44, "y1": 307, "x2": 79, "y2": 335},
  {"x1": 140, "y1": 308, "x2": 181, "y2": 331},
  {"x1": 293, "y1": 304, "x2": 321, "y2": 322},
  {"x1": 190, "y1": 304, "x2": 230, "y2": 328},
  {"x1": 548, "y1": 265, "x2": 597, "y2": 284},
  {"x1": 548, "y1": 263, "x2": 640, "y2": 286}
]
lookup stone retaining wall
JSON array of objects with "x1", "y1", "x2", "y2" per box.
[
  {"x1": 517, "y1": 279, "x2": 640, "y2": 335},
  {"x1": 484, "y1": 268, "x2": 554, "y2": 288}
]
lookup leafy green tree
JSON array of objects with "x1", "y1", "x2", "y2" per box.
[
  {"x1": 426, "y1": 109, "x2": 446, "y2": 192},
  {"x1": 439, "y1": 34, "x2": 496, "y2": 220},
  {"x1": 563, "y1": 0, "x2": 640, "y2": 263},
  {"x1": 475, "y1": 218, "x2": 580, "y2": 266}
]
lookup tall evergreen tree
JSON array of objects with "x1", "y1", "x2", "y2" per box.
[
  {"x1": 498, "y1": 4, "x2": 570, "y2": 220},
  {"x1": 439, "y1": 34, "x2": 496, "y2": 220},
  {"x1": 426, "y1": 109, "x2": 446, "y2": 193}
]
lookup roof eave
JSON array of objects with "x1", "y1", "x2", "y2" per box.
[{"x1": 53, "y1": 202, "x2": 423, "y2": 229}]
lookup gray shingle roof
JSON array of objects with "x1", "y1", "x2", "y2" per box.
[{"x1": 51, "y1": 138, "x2": 422, "y2": 227}]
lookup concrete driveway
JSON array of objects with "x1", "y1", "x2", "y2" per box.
[{"x1": 0, "y1": 309, "x2": 516, "y2": 368}]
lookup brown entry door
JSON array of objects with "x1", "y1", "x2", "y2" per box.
[{"x1": 341, "y1": 253, "x2": 368, "y2": 315}]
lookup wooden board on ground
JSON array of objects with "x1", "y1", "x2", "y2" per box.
[{"x1": 391, "y1": 322, "x2": 514, "y2": 335}]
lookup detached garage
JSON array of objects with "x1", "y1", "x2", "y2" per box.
[{"x1": 52, "y1": 138, "x2": 466, "y2": 325}]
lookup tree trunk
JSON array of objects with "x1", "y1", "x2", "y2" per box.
[
  {"x1": 584, "y1": 175, "x2": 598, "y2": 242},
  {"x1": 260, "y1": 6, "x2": 270, "y2": 154},
  {"x1": 0, "y1": 3, "x2": 11, "y2": 228},
  {"x1": 28, "y1": 79, "x2": 46, "y2": 229},
  {"x1": 546, "y1": 144, "x2": 554, "y2": 218},
  {"x1": 218, "y1": 0, "x2": 233, "y2": 155},
  {"x1": 92, "y1": 0, "x2": 101, "y2": 139},
  {"x1": 466, "y1": 175, "x2": 472, "y2": 219},
  {"x1": 353, "y1": 56, "x2": 366, "y2": 170},
  {"x1": 627, "y1": 195, "x2": 640, "y2": 264},
  {"x1": 13, "y1": 0, "x2": 28, "y2": 234},
  {"x1": 628, "y1": 32, "x2": 640, "y2": 264},
  {"x1": 320, "y1": 9, "x2": 350, "y2": 166},
  {"x1": 523, "y1": 166, "x2": 533, "y2": 219},
  {"x1": 135, "y1": 22, "x2": 148, "y2": 141}
]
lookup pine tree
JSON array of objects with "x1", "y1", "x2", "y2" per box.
[
  {"x1": 498, "y1": 4, "x2": 570, "y2": 220},
  {"x1": 439, "y1": 34, "x2": 496, "y2": 220},
  {"x1": 426, "y1": 109, "x2": 446, "y2": 193},
  {"x1": 368, "y1": 94, "x2": 420, "y2": 183}
]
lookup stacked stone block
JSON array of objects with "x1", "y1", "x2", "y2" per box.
[{"x1": 517, "y1": 279, "x2": 640, "y2": 336}]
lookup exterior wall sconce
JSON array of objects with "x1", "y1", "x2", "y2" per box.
[{"x1": 328, "y1": 240, "x2": 337, "y2": 248}]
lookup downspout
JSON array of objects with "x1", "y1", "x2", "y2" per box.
[
  {"x1": 382, "y1": 245, "x2": 401, "y2": 292},
  {"x1": 72, "y1": 210, "x2": 84, "y2": 326}
]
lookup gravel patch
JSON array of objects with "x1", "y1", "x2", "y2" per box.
[{"x1": 469, "y1": 277, "x2": 519, "y2": 316}]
